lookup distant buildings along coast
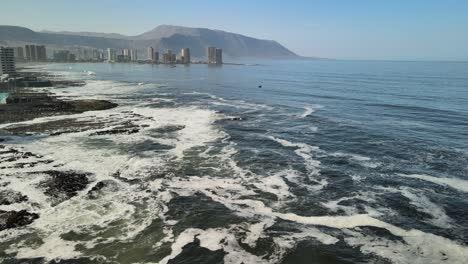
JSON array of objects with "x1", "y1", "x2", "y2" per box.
[
  {"x1": 4, "y1": 42, "x2": 223, "y2": 65},
  {"x1": 207, "y1": 47, "x2": 223, "y2": 64}
]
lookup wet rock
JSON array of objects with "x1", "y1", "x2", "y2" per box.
[
  {"x1": 152, "y1": 125, "x2": 185, "y2": 133},
  {"x1": 0, "y1": 147, "x2": 52, "y2": 169},
  {"x1": 0, "y1": 93, "x2": 117, "y2": 125},
  {"x1": 51, "y1": 80, "x2": 86, "y2": 87},
  {"x1": 37, "y1": 171, "x2": 89, "y2": 205},
  {"x1": 87, "y1": 180, "x2": 119, "y2": 199},
  {"x1": 0, "y1": 146, "x2": 47, "y2": 170},
  {"x1": 5, "y1": 118, "x2": 106, "y2": 136},
  {"x1": 228, "y1": 116, "x2": 243, "y2": 121},
  {"x1": 110, "y1": 171, "x2": 141, "y2": 185},
  {"x1": 90, "y1": 127, "x2": 140, "y2": 136},
  {"x1": 0, "y1": 210, "x2": 39, "y2": 231},
  {"x1": 0, "y1": 190, "x2": 28, "y2": 205}
]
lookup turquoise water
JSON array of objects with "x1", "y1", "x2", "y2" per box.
[
  {"x1": 0, "y1": 93, "x2": 8, "y2": 103},
  {"x1": 1, "y1": 60, "x2": 467, "y2": 263}
]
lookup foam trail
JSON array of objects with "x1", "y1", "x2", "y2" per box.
[
  {"x1": 399, "y1": 187, "x2": 453, "y2": 228},
  {"x1": 399, "y1": 173, "x2": 468, "y2": 193},
  {"x1": 206, "y1": 195, "x2": 468, "y2": 264},
  {"x1": 268, "y1": 136, "x2": 321, "y2": 175}
]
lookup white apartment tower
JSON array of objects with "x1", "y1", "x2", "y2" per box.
[
  {"x1": 207, "y1": 47, "x2": 216, "y2": 64},
  {"x1": 107, "y1": 48, "x2": 117, "y2": 62},
  {"x1": 130, "y1": 49, "x2": 138, "y2": 61}
]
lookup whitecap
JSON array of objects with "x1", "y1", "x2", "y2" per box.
[{"x1": 299, "y1": 104, "x2": 323, "y2": 118}]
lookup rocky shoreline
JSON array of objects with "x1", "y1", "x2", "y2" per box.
[
  {"x1": 0, "y1": 98, "x2": 117, "y2": 124},
  {"x1": 0, "y1": 69, "x2": 118, "y2": 232}
]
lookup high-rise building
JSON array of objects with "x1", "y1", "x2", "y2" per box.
[
  {"x1": 92, "y1": 49, "x2": 101, "y2": 61},
  {"x1": 163, "y1": 50, "x2": 175, "y2": 64},
  {"x1": 25, "y1": 44, "x2": 37, "y2": 62},
  {"x1": 123, "y1": 49, "x2": 130, "y2": 57},
  {"x1": 53, "y1": 50, "x2": 75, "y2": 62},
  {"x1": 121, "y1": 49, "x2": 131, "y2": 62},
  {"x1": 107, "y1": 48, "x2": 117, "y2": 62},
  {"x1": 147, "y1": 47, "x2": 154, "y2": 61},
  {"x1": 215, "y1": 48, "x2": 223, "y2": 64},
  {"x1": 14, "y1": 47, "x2": 24, "y2": 60},
  {"x1": 181, "y1": 48, "x2": 190, "y2": 64},
  {"x1": 207, "y1": 47, "x2": 216, "y2": 64},
  {"x1": 36, "y1": 45, "x2": 47, "y2": 61},
  {"x1": 130, "y1": 49, "x2": 138, "y2": 61},
  {"x1": 154, "y1": 51, "x2": 159, "y2": 63},
  {"x1": 207, "y1": 47, "x2": 222, "y2": 64},
  {"x1": 0, "y1": 47, "x2": 17, "y2": 76}
]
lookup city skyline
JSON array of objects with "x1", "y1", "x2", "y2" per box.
[
  {"x1": 1, "y1": 1, "x2": 468, "y2": 61},
  {"x1": 6, "y1": 43, "x2": 211, "y2": 65}
]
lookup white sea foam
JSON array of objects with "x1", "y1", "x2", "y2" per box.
[
  {"x1": 3, "y1": 67, "x2": 467, "y2": 264},
  {"x1": 299, "y1": 104, "x2": 323, "y2": 118},
  {"x1": 159, "y1": 228, "x2": 269, "y2": 264},
  {"x1": 132, "y1": 106, "x2": 225, "y2": 159},
  {"x1": 184, "y1": 92, "x2": 274, "y2": 110},
  {"x1": 399, "y1": 173, "x2": 468, "y2": 193},
  {"x1": 330, "y1": 152, "x2": 381, "y2": 168},
  {"x1": 267, "y1": 136, "x2": 320, "y2": 173},
  {"x1": 204, "y1": 194, "x2": 468, "y2": 263},
  {"x1": 399, "y1": 187, "x2": 453, "y2": 228},
  {"x1": 8, "y1": 234, "x2": 81, "y2": 261}
]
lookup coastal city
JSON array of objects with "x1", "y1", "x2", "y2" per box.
[
  {"x1": 2, "y1": 1, "x2": 468, "y2": 263},
  {"x1": 1, "y1": 44, "x2": 223, "y2": 102},
  {"x1": 2, "y1": 44, "x2": 223, "y2": 65}
]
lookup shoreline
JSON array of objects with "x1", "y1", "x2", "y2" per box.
[{"x1": 0, "y1": 70, "x2": 117, "y2": 126}]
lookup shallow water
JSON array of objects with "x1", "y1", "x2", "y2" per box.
[{"x1": 1, "y1": 60, "x2": 467, "y2": 263}]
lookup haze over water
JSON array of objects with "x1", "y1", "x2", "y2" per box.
[{"x1": 1, "y1": 60, "x2": 468, "y2": 263}]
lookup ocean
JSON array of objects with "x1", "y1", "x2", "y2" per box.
[{"x1": 1, "y1": 60, "x2": 467, "y2": 263}]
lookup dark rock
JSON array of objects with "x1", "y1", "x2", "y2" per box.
[
  {"x1": 90, "y1": 127, "x2": 140, "y2": 136},
  {"x1": 87, "y1": 180, "x2": 119, "y2": 199},
  {"x1": 0, "y1": 190, "x2": 28, "y2": 205},
  {"x1": 152, "y1": 125, "x2": 185, "y2": 133},
  {"x1": 0, "y1": 210, "x2": 39, "y2": 231},
  {"x1": 5, "y1": 118, "x2": 107, "y2": 136},
  {"x1": 36, "y1": 171, "x2": 89, "y2": 205},
  {"x1": 0, "y1": 91, "x2": 117, "y2": 125}
]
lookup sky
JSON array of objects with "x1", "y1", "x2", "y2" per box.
[{"x1": 1, "y1": 0, "x2": 468, "y2": 61}]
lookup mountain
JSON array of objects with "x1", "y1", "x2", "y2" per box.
[
  {"x1": 41, "y1": 30, "x2": 129, "y2": 39},
  {"x1": 0, "y1": 25, "x2": 298, "y2": 58},
  {"x1": 0, "y1": 25, "x2": 132, "y2": 50},
  {"x1": 134, "y1": 25, "x2": 203, "y2": 40}
]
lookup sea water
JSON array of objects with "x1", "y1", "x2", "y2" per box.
[{"x1": 0, "y1": 60, "x2": 467, "y2": 263}]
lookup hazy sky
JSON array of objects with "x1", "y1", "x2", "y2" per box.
[{"x1": 1, "y1": 0, "x2": 468, "y2": 60}]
